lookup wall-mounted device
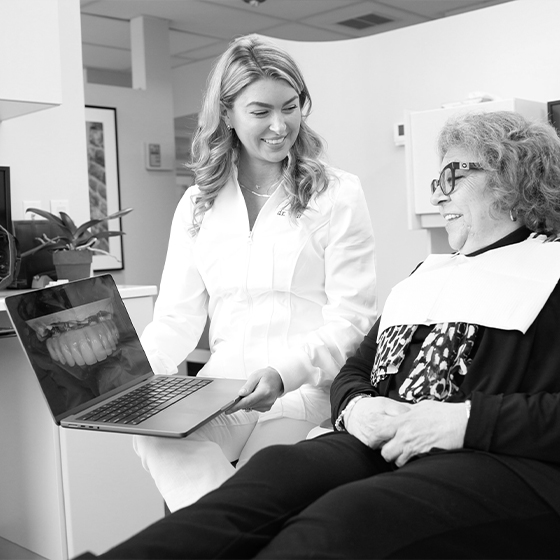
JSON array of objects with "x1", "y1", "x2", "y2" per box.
[{"x1": 393, "y1": 122, "x2": 405, "y2": 146}]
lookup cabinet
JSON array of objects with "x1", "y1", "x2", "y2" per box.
[
  {"x1": 0, "y1": 0, "x2": 62, "y2": 121},
  {"x1": 404, "y1": 99, "x2": 546, "y2": 230},
  {"x1": 0, "y1": 285, "x2": 164, "y2": 560}
]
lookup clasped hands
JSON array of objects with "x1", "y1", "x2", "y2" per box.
[
  {"x1": 346, "y1": 396, "x2": 468, "y2": 467},
  {"x1": 227, "y1": 366, "x2": 284, "y2": 414}
]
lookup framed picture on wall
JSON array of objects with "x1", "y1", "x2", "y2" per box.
[{"x1": 85, "y1": 105, "x2": 125, "y2": 271}]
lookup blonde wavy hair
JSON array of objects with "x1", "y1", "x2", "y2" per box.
[{"x1": 188, "y1": 35, "x2": 330, "y2": 233}]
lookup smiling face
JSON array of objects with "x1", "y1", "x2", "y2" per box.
[
  {"x1": 430, "y1": 147, "x2": 519, "y2": 254},
  {"x1": 225, "y1": 78, "x2": 301, "y2": 170}
]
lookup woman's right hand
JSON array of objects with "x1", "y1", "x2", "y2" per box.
[
  {"x1": 346, "y1": 396, "x2": 411, "y2": 449},
  {"x1": 226, "y1": 367, "x2": 285, "y2": 414}
]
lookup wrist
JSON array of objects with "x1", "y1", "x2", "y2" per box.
[{"x1": 334, "y1": 394, "x2": 371, "y2": 432}]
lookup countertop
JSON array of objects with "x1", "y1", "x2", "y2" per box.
[{"x1": 0, "y1": 283, "x2": 157, "y2": 313}]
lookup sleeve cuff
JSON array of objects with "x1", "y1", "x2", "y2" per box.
[{"x1": 270, "y1": 349, "x2": 314, "y2": 394}]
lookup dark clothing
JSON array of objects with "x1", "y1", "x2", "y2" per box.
[
  {"x1": 95, "y1": 434, "x2": 560, "y2": 559},
  {"x1": 331, "y1": 227, "x2": 560, "y2": 517},
  {"x1": 88, "y1": 228, "x2": 560, "y2": 559}
]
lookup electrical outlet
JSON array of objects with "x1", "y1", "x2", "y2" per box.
[
  {"x1": 50, "y1": 199, "x2": 70, "y2": 215},
  {"x1": 23, "y1": 201, "x2": 42, "y2": 220}
]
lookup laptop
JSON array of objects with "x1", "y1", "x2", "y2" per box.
[{"x1": 4, "y1": 274, "x2": 245, "y2": 438}]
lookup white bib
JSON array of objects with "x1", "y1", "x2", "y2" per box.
[{"x1": 378, "y1": 235, "x2": 560, "y2": 340}]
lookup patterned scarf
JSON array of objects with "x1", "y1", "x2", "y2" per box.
[{"x1": 371, "y1": 322, "x2": 478, "y2": 402}]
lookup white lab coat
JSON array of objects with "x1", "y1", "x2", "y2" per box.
[
  {"x1": 140, "y1": 166, "x2": 377, "y2": 426},
  {"x1": 135, "y1": 166, "x2": 378, "y2": 510}
]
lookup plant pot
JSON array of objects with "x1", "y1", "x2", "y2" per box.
[{"x1": 53, "y1": 250, "x2": 93, "y2": 281}]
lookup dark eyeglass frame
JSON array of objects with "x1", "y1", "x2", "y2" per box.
[{"x1": 430, "y1": 162, "x2": 484, "y2": 196}]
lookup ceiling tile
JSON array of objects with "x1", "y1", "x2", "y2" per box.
[
  {"x1": 81, "y1": 13, "x2": 130, "y2": 49},
  {"x1": 203, "y1": 0, "x2": 360, "y2": 20},
  {"x1": 81, "y1": 0, "x2": 516, "y2": 72},
  {"x1": 262, "y1": 22, "x2": 352, "y2": 42},
  {"x1": 175, "y1": 40, "x2": 231, "y2": 64},
  {"x1": 169, "y1": 29, "x2": 220, "y2": 56},
  {"x1": 82, "y1": 0, "x2": 285, "y2": 38}
]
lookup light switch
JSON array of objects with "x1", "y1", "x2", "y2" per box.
[
  {"x1": 23, "y1": 201, "x2": 42, "y2": 220},
  {"x1": 50, "y1": 199, "x2": 70, "y2": 215}
]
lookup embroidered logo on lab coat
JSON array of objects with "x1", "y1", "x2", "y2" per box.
[{"x1": 277, "y1": 209, "x2": 302, "y2": 218}]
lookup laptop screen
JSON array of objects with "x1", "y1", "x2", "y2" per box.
[{"x1": 5, "y1": 275, "x2": 153, "y2": 421}]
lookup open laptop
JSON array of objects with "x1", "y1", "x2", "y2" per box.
[{"x1": 4, "y1": 274, "x2": 245, "y2": 438}]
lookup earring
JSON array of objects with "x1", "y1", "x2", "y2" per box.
[
  {"x1": 226, "y1": 123, "x2": 231, "y2": 131},
  {"x1": 509, "y1": 207, "x2": 518, "y2": 222}
]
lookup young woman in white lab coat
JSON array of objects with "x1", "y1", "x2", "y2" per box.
[{"x1": 135, "y1": 34, "x2": 377, "y2": 512}]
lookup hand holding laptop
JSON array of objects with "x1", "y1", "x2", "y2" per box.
[{"x1": 226, "y1": 366, "x2": 284, "y2": 414}]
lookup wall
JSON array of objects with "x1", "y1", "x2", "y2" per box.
[
  {"x1": 173, "y1": 58, "x2": 214, "y2": 119},
  {"x1": 0, "y1": 0, "x2": 89, "y2": 227},
  {"x1": 85, "y1": 16, "x2": 180, "y2": 287},
  {"x1": 172, "y1": 0, "x2": 560, "y2": 310}
]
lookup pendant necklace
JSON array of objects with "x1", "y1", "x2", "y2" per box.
[
  {"x1": 239, "y1": 177, "x2": 282, "y2": 198},
  {"x1": 239, "y1": 183, "x2": 272, "y2": 198}
]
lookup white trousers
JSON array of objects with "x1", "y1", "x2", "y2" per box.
[{"x1": 133, "y1": 410, "x2": 316, "y2": 512}]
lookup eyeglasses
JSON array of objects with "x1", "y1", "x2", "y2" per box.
[{"x1": 430, "y1": 162, "x2": 484, "y2": 196}]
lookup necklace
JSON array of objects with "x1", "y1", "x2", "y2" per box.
[
  {"x1": 239, "y1": 183, "x2": 272, "y2": 198},
  {"x1": 238, "y1": 177, "x2": 282, "y2": 198}
]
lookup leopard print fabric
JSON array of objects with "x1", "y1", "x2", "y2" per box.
[{"x1": 371, "y1": 322, "x2": 478, "y2": 403}]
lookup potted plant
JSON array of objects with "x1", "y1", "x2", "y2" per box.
[{"x1": 21, "y1": 207, "x2": 133, "y2": 281}]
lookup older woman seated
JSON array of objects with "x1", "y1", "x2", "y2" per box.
[{"x1": 91, "y1": 110, "x2": 560, "y2": 559}]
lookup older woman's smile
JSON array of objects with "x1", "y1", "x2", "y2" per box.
[{"x1": 443, "y1": 213, "x2": 462, "y2": 221}]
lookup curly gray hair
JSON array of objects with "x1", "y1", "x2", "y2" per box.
[{"x1": 437, "y1": 110, "x2": 560, "y2": 234}]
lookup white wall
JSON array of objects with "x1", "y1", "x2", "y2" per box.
[
  {"x1": 172, "y1": 0, "x2": 560, "y2": 310},
  {"x1": 85, "y1": 16, "x2": 180, "y2": 287},
  {"x1": 173, "y1": 58, "x2": 214, "y2": 119}
]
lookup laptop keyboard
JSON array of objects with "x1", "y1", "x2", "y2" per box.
[{"x1": 77, "y1": 376, "x2": 212, "y2": 425}]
